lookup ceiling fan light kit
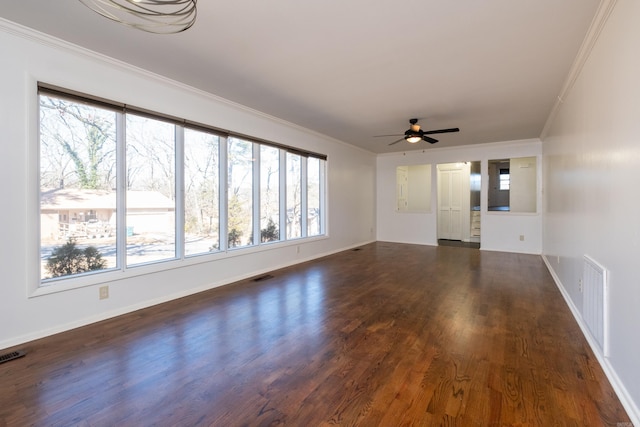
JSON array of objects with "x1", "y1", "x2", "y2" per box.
[
  {"x1": 78, "y1": 0, "x2": 197, "y2": 34},
  {"x1": 378, "y1": 118, "x2": 460, "y2": 146}
]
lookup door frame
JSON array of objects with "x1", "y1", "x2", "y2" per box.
[{"x1": 436, "y1": 162, "x2": 474, "y2": 242}]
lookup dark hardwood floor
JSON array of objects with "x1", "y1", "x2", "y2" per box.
[{"x1": 0, "y1": 242, "x2": 631, "y2": 426}]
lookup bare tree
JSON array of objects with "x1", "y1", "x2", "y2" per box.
[
  {"x1": 39, "y1": 96, "x2": 116, "y2": 190},
  {"x1": 184, "y1": 131, "x2": 219, "y2": 236},
  {"x1": 125, "y1": 115, "x2": 175, "y2": 198},
  {"x1": 227, "y1": 138, "x2": 254, "y2": 246}
]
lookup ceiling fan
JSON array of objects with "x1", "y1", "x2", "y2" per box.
[{"x1": 377, "y1": 118, "x2": 460, "y2": 145}]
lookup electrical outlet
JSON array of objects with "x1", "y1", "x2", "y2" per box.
[
  {"x1": 578, "y1": 279, "x2": 583, "y2": 293},
  {"x1": 519, "y1": 235, "x2": 525, "y2": 241},
  {"x1": 99, "y1": 286, "x2": 109, "y2": 300}
]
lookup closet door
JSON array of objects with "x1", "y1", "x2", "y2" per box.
[{"x1": 438, "y1": 168, "x2": 463, "y2": 240}]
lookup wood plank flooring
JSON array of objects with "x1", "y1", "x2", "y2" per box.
[{"x1": 0, "y1": 242, "x2": 632, "y2": 426}]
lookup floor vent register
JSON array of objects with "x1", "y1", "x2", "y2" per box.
[{"x1": 0, "y1": 350, "x2": 26, "y2": 364}]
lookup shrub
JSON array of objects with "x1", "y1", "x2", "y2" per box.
[
  {"x1": 228, "y1": 228, "x2": 242, "y2": 248},
  {"x1": 46, "y1": 238, "x2": 107, "y2": 278},
  {"x1": 261, "y1": 218, "x2": 279, "y2": 242}
]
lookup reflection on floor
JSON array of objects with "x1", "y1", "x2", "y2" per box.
[{"x1": 438, "y1": 239, "x2": 480, "y2": 249}]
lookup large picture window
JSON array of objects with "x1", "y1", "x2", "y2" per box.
[
  {"x1": 260, "y1": 145, "x2": 280, "y2": 243},
  {"x1": 307, "y1": 157, "x2": 323, "y2": 236},
  {"x1": 184, "y1": 128, "x2": 220, "y2": 256},
  {"x1": 125, "y1": 114, "x2": 177, "y2": 265},
  {"x1": 227, "y1": 137, "x2": 255, "y2": 249},
  {"x1": 38, "y1": 85, "x2": 327, "y2": 286},
  {"x1": 39, "y1": 95, "x2": 118, "y2": 280},
  {"x1": 286, "y1": 152, "x2": 302, "y2": 239}
]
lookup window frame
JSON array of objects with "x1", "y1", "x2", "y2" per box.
[
  {"x1": 307, "y1": 156, "x2": 325, "y2": 236},
  {"x1": 258, "y1": 144, "x2": 282, "y2": 244},
  {"x1": 183, "y1": 126, "x2": 221, "y2": 258},
  {"x1": 34, "y1": 83, "x2": 328, "y2": 295},
  {"x1": 499, "y1": 169, "x2": 510, "y2": 191}
]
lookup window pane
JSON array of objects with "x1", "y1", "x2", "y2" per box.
[
  {"x1": 307, "y1": 157, "x2": 321, "y2": 236},
  {"x1": 286, "y1": 152, "x2": 302, "y2": 239},
  {"x1": 499, "y1": 174, "x2": 510, "y2": 191},
  {"x1": 39, "y1": 95, "x2": 117, "y2": 281},
  {"x1": 228, "y1": 137, "x2": 254, "y2": 248},
  {"x1": 184, "y1": 129, "x2": 220, "y2": 256},
  {"x1": 126, "y1": 114, "x2": 176, "y2": 265},
  {"x1": 260, "y1": 145, "x2": 280, "y2": 243}
]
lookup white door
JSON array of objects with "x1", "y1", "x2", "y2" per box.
[{"x1": 438, "y1": 167, "x2": 464, "y2": 240}]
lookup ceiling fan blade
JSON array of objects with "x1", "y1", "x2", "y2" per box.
[
  {"x1": 374, "y1": 134, "x2": 403, "y2": 137},
  {"x1": 423, "y1": 136, "x2": 439, "y2": 144},
  {"x1": 388, "y1": 138, "x2": 405, "y2": 146},
  {"x1": 422, "y1": 127, "x2": 460, "y2": 135}
]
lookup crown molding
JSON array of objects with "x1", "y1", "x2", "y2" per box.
[
  {"x1": 540, "y1": 0, "x2": 618, "y2": 140},
  {"x1": 0, "y1": 17, "x2": 357, "y2": 152}
]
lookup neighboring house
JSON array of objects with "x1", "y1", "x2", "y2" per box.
[{"x1": 40, "y1": 188, "x2": 175, "y2": 241}]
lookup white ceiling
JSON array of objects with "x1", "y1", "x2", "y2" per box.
[{"x1": 0, "y1": 1, "x2": 600, "y2": 153}]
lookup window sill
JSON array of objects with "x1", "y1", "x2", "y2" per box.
[{"x1": 30, "y1": 235, "x2": 328, "y2": 298}]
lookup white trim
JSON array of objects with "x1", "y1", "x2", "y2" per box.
[
  {"x1": 278, "y1": 149, "x2": 287, "y2": 240},
  {"x1": 31, "y1": 231, "x2": 330, "y2": 298},
  {"x1": 301, "y1": 157, "x2": 309, "y2": 236},
  {"x1": 116, "y1": 111, "x2": 127, "y2": 271},
  {"x1": 0, "y1": 17, "x2": 368, "y2": 155},
  {"x1": 2, "y1": 238, "x2": 374, "y2": 351},
  {"x1": 219, "y1": 136, "x2": 229, "y2": 251},
  {"x1": 252, "y1": 142, "x2": 261, "y2": 245},
  {"x1": 27, "y1": 74, "x2": 41, "y2": 297},
  {"x1": 540, "y1": 0, "x2": 618, "y2": 140},
  {"x1": 542, "y1": 254, "x2": 640, "y2": 427},
  {"x1": 478, "y1": 247, "x2": 541, "y2": 255},
  {"x1": 175, "y1": 126, "x2": 186, "y2": 259},
  {"x1": 377, "y1": 138, "x2": 542, "y2": 158}
]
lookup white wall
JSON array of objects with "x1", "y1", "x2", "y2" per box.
[
  {"x1": 0, "y1": 21, "x2": 375, "y2": 349},
  {"x1": 510, "y1": 156, "x2": 537, "y2": 213},
  {"x1": 542, "y1": 0, "x2": 640, "y2": 422},
  {"x1": 377, "y1": 140, "x2": 542, "y2": 254},
  {"x1": 407, "y1": 164, "x2": 431, "y2": 212}
]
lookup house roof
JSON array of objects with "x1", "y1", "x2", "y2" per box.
[{"x1": 41, "y1": 189, "x2": 175, "y2": 211}]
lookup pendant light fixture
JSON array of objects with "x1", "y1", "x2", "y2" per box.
[{"x1": 79, "y1": 0, "x2": 197, "y2": 34}]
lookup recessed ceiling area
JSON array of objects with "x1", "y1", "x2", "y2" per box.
[{"x1": 0, "y1": 1, "x2": 600, "y2": 153}]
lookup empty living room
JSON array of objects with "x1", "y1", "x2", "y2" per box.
[{"x1": 0, "y1": 0, "x2": 639, "y2": 425}]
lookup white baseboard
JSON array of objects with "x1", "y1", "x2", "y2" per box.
[
  {"x1": 542, "y1": 255, "x2": 639, "y2": 427},
  {"x1": 1, "y1": 240, "x2": 376, "y2": 352}
]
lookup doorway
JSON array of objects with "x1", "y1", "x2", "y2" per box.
[{"x1": 437, "y1": 161, "x2": 481, "y2": 247}]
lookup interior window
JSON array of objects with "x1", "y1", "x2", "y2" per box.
[{"x1": 488, "y1": 157, "x2": 536, "y2": 213}]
